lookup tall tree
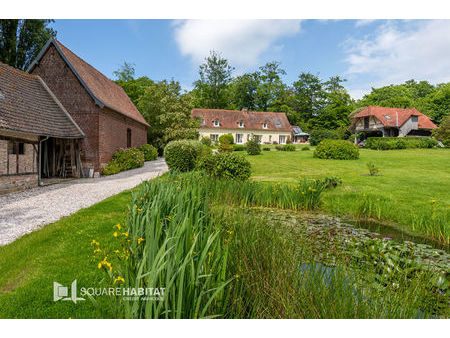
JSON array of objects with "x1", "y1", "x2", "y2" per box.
[
  {"x1": 113, "y1": 62, "x2": 153, "y2": 106},
  {"x1": 137, "y1": 80, "x2": 199, "y2": 151},
  {"x1": 192, "y1": 51, "x2": 234, "y2": 109},
  {"x1": 0, "y1": 19, "x2": 56, "y2": 70},
  {"x1": 229, "y1": 72, "x2": 260, "y2": 110},
  {"x1": 255, "y1": 61, "x2": 287, "y2": 111},
  {"x1": 291, "y1": 72, "x2": 326, "y2": 124}
]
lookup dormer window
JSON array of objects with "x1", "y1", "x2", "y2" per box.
[
  {"x1": 275, "y1": 121, "x2": 281, "y2": 127},
  {"x1": 239, "y1": 121, "x2": 244, "y2": 128},
  {"x1": 263, "y1": 122, "x2": 268, "y2": 129},
  {"x1": 201, "y1": 118, "x2": 205, "y2": 124},
  {"x1": 214, "y1": 119, "x2": 220, "y2": 127}
]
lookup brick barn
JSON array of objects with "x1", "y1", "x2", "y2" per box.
[
  {"x1": 27, "y1": 38, "x2": 149, "y2": 175},
  {"x1": 0, "y1": 62, "x2": 85, "y2": 194}
]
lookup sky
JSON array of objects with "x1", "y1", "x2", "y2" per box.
[{"x1": 51, "y1": 19, "x2": 450, "y2": 99}]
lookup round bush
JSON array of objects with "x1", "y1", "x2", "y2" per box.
[
  {"x1": 102, "y1": 161, "x2": 121, "y2": 176},
  {"x1": 218, "y1": 138, "x2": 233, "y2": 152},
  {"x1": 202, "y1": 152, "x2": 251, "y2": 181},
  {"x1": 246, "y1": 138, "x2": 261, "y2": 155},
  {"x1": 313, "y1": 139, "x2": 359, "y2": 160},
  {"x1": 219, "y1": 133, "x2": 234, "y2": 145},
  {"x1": 309, "y1": 129, "x2": 339, "y2": 146},
  {"x1": 139, "y1": 144, "x2": 158, "y2": 161},
  {"x1": 201, "y1": 136, "x2": 212, "y2": 147},
  {"x1": 164, "y1": 140, "x2": 204, "y2": 172},
  {"x1": 112, "y1": 148, "x2": 145, "y2": 170}
]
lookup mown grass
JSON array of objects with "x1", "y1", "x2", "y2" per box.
[
  {"x1": 0, "y1": 190, "x2": 133, "y2": 318},
  {"x1": 245, "y1": 148, "x2": 450, "y2": 243}
]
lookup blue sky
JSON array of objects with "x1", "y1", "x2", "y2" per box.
[{"x1": 51, "y1": 19, "x2": 450, "y2": 99}]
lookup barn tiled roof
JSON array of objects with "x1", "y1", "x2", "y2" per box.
[
  {"x1": 28, "y1": 39, "x2": 149, "y2": 127},
  {"x1": 352, "y1": 106, "x2": 437, "y2": 130},
  {"x1": 0, "y1": 62, "x2": 84, "y2": 138},
  {"x1": 191, "y1": 109, "x2": 292, "y2": 132}
]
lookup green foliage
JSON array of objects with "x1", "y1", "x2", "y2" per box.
[
  {"x1": 138, "y1": 144, "x2": 158, "y2": 161},
  {"x1": 218, "y1": 138, "x2": 234, "y2": 153},
  {"x1": 314, "y1": 139, "x2": 359, "y2": 160},
  {"x1": 136, "y1": 80, "x2": 199, "y2": 152},
  {"x1": 0, "y1": 19, "x2": 56, "y2": 70},
  {"x1": 103, "y1": 148, "x2": 145, "y2": 175},
  {"x1": 365, "y1": 137, "x2": 438, "y2": 150},
  {"x1": 219, "y1": 133, "x2": 234, "y2": 145},
  {"x1": 309, "y1": 128, "x2": 339, "y2": 146},
  {"x1": 280, "y1": 144, "x2": 296, "y2": 151},
  {"x1": 199, "y1": 152, "x2": 252, "y2": 181},
  {"x1": 201, "y1": 136, "x2": 212, "y2": 147},
  {"x1": 301, "y1": 146, "x2": 310, "y2": 151},
  {"x1": 433, "y1": 114, "x2": 450, "y2": 147},
  {"x1": 192, "y1": 51, "x2": 234, "y2": 109},
  {"x1": 367, "y1": 162, "x2": 380, "y2": 176},
  {"x1": 262, "y1": 147, "x2": 271, "y2": 151},
  {"x1": 232, "y1": 144, "x2": 246, "y2": 151},
  {"x1": 114, "y1": 62, "x2": 153, "y2": 107},
  {"x1": 164, "y1": 140, "x2": 204, "y2": 172},
  {"x1": 246, "y1": 137, "x2": 261, "y2": 155}
]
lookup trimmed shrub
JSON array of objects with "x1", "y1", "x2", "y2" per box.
[
  {"x1": 309, "y1": 129, "x2": 339, "y2": 146},
  {"x1": 218, "y1": 138, "x2": 234, "y2": 153},
  {"x1": 103, "y1": 147, "x2": 145, "y2": 175},
  {"x1": 275, "y1": 145, "x2": 282, "y2": 151},
  {"x1": 198, "y1": 152, "x2": 251, "y2": 181},
  {"x1": 164, "y1": 140, "x2": 204, "y2": 172},
  {"x1": 301, "y1": 146, "x2": 310, "y2": 151},
  {"x1": 246, "y1": 137, "x2": 261, "y2": 155},
  {"x1": 112, "y1": 148, "x2": 145, "y2": 169},
  {"x1": 365, "y1": 137, "x2": 438, "y2": 150},
  {"x1": 314, "y1": 139, "x2": 359, "y2": 160},
  {"x1": 262, "y1": 147, "x2": 271, "y2": 151},
  {"x1": 281, "y1": 144, "x2": 296, "y2": 152},
  {"x1": 233, "y1": 144, "x2": 246, "y2": 151},
  {"x1": 102, "y1": 161, "x2": 122, "y2": 176},
  {"x1": 201, "y1": 136, "x2": 212, "y2": 147},
  {"x1": 139, "y1": 144, "x2": 158, "y2": 161},
  {"x1": 219, "y1": 133, "x2": 234, "y2": 145}
]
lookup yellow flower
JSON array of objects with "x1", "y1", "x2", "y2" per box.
[
  {"x1": 91, "y1": 240, "x2": 99, "y2": 246},
  {"x1": 122, "y1": 233, "x2": 129, "y2": 238},
  {"x1": 311, "y1": 189, "x2": 316, "y2": 192},
  {"x1": 167, "y1": 215, "x2": 172, "y2": 220},
  {"x1": 113, "y1": 224, "x2": 121, "y2": 230},
  {"x1": 137, "y1": 237, "x2": 145, "y2": 245},
  {"x1": 137, "y1": 208, "x2": 143, "y2": 212},
  {"x1": 98, "y1": 262, "x2": 102, "y2": 269},
  {"x1": 113, "y1": 276, "x2": 125, "y2": 284},
  {"x1": 177, "y1": 186, "x2": 182, "y2": 190},
  {"x1": 114, "y1": 249, "x2": 120, "y2": 254},
  {"x1": 430, "y1": 199, "x2": 437, "y2": 204},
  {"x1": 113, "y1": 232, "x2": 119, "y2": 238},
  {"x1": 94, "y1": 248, "x2": 102, "y2": 254}
]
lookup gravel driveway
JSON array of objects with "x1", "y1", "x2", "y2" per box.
[{"x1": 0, "y1": 158, "x2": 168, "y2": 246}]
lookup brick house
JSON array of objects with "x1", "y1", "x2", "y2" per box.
[
  {"x1": 0, "y1": 61, "x2": 85, "y2": 194},
  {"x1": 27, "y1": 38, "x2": 149, "y2": 175},
  {"x1": 191, "y1": 108, "x2": 292, "y2": 144},
  {"x1": 350, "y1": 106, "x2": 438, "y2": 140}
]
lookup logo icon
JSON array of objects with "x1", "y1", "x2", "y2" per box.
[{"x1": 53, "y1": 280, "x2": 85, "y2": 303}]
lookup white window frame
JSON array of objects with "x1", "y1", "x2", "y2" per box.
[
  {"x1": 239, "y1": 121, "x2": 245, "y2": 128},
  {"x1": 235, "y1": 134, "x2": 243, "y2": 144},
  {"x1": 279, "y1": 135, "x2": 286, "y2": 144},
  {"x1": 214, "y1": 119, "x2": 220, "y2": 127},
  {"x1": 210, "y1": 134, "x2": 219, "y2": 143},
  {"x1": 263, "y1": 122, "x2": 268, "y2": 129},
  {"x1": 201, "y1": 118, "x2": 205, "y2": 125}
]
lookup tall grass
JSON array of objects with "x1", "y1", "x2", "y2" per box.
[{"x1": 99, "y1": 172, "x2": 447, "y2": 318}]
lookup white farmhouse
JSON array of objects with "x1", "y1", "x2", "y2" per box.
[{"x1": 191, "y1": 108, "x2": 292, "y2": 144}]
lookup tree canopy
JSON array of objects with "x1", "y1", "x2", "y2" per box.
[{"x1": 0, "y1": 19, "x2": 56, "y2": 70}]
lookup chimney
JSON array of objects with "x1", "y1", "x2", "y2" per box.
[{"x1": 242, "y1": 107, "x2": 248, "y2": 113}]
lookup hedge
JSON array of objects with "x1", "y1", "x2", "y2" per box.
[
  {"x1": 139, "y1": 144, "x2": 158, "y2": 161},
  {"x1": 365, "y1": 137, "x2": 438, "y2": 150},
  {"x1": 164, "y1": 140, "x2": 205, "y2": 172},
  {"x1": 313, "y1": 139, "x2": 359, "y2": 160},
  {"x1": 103, "y1": 148, "x2": 145, "y2": 175},
  {"x1": 197, "y1": 152, "x2": 251, "y2": 181}
]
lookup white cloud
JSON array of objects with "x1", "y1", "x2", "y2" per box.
[
  {"x1": 173, "y1": 20, "x2": 301, "y2": 68},
  {"x1": 344, "y1": 20, "x2": 450, "y2": 87},
  {"x1": 354, "y1": 19, "x2": 376, "y2": 27}
]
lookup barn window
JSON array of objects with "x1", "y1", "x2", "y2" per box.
[
  {"x1": 7, "y1": 141, "x2": 25, "y2": 155},
  {"x1": 127, "y1": 129, "x2": 132, "y2": 148}
]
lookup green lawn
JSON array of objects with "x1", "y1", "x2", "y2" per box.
[
  {"x1": 246, "y1": 147, "x2": 450, "y2": 242},
  {"x1": 0, "y1": 190, "x2": 133, "y2": 318}
]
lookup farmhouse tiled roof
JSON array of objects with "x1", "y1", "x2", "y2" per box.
[
  {"x1": 352, "y1": 106, "x2": 437, "y2": 130},
  {"x1": 28, "y1": 39, "x2": 149, "y2": 127},
  {"x1": 191, "y1": 108, "x2": 292, "y2": 132},
  {"x1": 0, "y1": 61, "x2": 84, "y2": 138}
]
